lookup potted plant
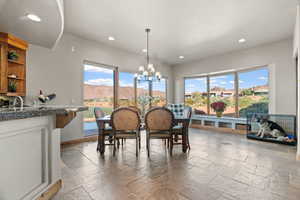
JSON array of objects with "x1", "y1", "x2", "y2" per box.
[
  {"x1": 7, "y1": 50, "x2": 19, "y2": 61},
  {"x1": 8, "y1": 80, "x2": 17, "y2": 92},
  {"x1": 210, "y1": 101, "x2": 226, "y2": 117}
]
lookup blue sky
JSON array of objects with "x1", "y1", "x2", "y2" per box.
[
  {"x1": 185, "y1": 68, "x2": 268, "y2": 93},
  {"x1": 84, "y1": 64, "x2": 166, "y2": 92}
]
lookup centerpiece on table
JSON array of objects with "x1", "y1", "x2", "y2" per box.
[
  {"x1": 137, "y1": 95, "x2": 153, "y2": 117},
  {"x1": 210, "y1": 101, "x2": 227, "y2": 117}
]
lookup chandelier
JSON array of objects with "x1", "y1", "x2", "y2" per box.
[{"x1": 134, "y1": 28, "x2": 161, "y2": 82}]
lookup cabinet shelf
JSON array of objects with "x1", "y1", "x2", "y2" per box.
[
  {"x1": 8, "y1": 76, "x2": 24, "y2": 80},
  {"x1": 7, "y1": 92, "x2": 25, "y2": 97},
  {"x1": 8, "y1": 59, "x2": 24, "y2": 65}
]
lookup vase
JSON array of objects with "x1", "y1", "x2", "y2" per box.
[{"x1": 216, "y1": 111, "x2": 223, "y2": 118}]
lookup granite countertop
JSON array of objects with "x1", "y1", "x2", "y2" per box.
[{"x1": 0, "y1": 105, "x2": 88, "y2": 121}]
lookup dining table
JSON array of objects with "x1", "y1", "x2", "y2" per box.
[{"x1": 96, "y1": 115, "x2": 191, "y2": 155}]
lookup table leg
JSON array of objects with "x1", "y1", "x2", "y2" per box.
[
  {"x1": 97, "y1": 121, "x2": 105, "y2": 154},
  {"x1": 182, "y1": 121, "x2": 188, "y2": 153}
]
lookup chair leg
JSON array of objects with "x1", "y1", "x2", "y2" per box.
[
  {"x1": 117, "y1": 139, "x2": 120, "y2": 149},
  {"x1": 170, "y1": 136, "x2": 173, "y2": 156},
  {"x1": 139, "y1": 135, "x2": 141, "y2": 149},
  {"x1": 136, "y1": 137, "x2": 138, "y2": 157},
  {"x1": 147, "y1": 136, "x2": 150, "y2": 157},
  {"x1": 113, "y1": 136, "x2": 116, "y2": 157},
  {"x1": 187, "y1": 133, "x2": 191, "y2": 149}
]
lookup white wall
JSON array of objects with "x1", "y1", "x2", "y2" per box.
[
  {"x1": 26, "y1": 33, "x2": 173, "y2": 142},
  {"x1": 173, "y1": 39, "x2": 296, "y2": 115}
]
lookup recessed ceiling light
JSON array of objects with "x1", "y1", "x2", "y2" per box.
[
  {"x1": 179, "y1": 56, "x2": 184, "y2": 59},
  {"x1": 108, "y1": 36, "x2": 115, "y2": 41},
  {"x1": 26, "y1": 14, "x2": 41, "y2": 22},
  {"x1": 142, "y1": 49, "x2": 147, "y2": 53},
  {"x1": 238, "y1": 38, "x2": 246, "y2": 43}
]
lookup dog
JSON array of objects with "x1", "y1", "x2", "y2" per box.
[{"x1": 256, "y1": 118, "x2": 286, "y2": 138}]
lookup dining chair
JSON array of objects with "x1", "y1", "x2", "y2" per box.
[
  {"x1": 111, "y1": 107, "x2": 141, "y2": 156},
  {"x1": 94, "y1": 107, "x2": 114, "y2": 152},
  {"x1": 128, "y1": 106, "x2": 142, "y2": 148},
  {"x1": 128, "y1": 106, "x2": 141, "y2": 115},
  {"x1": 172, "y1": 106, "x2": 192, "y2": 150},
  {"x1": 145, "y1": 107, "x2": 174, "y2": 157}
]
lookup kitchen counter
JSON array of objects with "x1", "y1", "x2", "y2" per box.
[
  {"x1": 0, "y1": 105, "x2": 87, "y2": 200},
  {"x1": 0, "y1": 105, "x2": 88, "y2": 121}
]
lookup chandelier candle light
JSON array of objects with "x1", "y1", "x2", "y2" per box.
[{"x1": 135, "y1": 28, "x2": 162, "y2": 82}]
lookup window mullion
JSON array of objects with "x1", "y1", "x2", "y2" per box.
[
  {"x1": 114, "y1": 68, "x2": 119, "y2": 108},
  {"x1": 149, "y1": 81, "x2": 153, "y2": 108},
  {"x1": 207, "y1": 76, "x2": 210, "y2": 115},
  {"x1": 234, "y1": 72, "x2": 239, "y2": 118},
  {"x1": 134, "y1": 78, "x2": 137, "y2": 106}
]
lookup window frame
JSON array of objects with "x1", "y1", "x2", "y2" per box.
[
  {"x1": 150, "y1": 76, "x2": 168, "y2": 106},
  {"x1": 83, "y1": 60, "x2": 118, "y2": 110},
  {"x1": 83, "y1": 63, "x2": 168, "y2": 109},
  {"x1": 237, "y1": 66, "x2": 270, "y2": 117},
  {"x1": 183, "y1": 65, "x2": 269, "y2": 118}
]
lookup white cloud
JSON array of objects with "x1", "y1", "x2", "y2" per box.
[
  {"x1": 186, "y1": 84, "x2": 197, "y2": 93},
  {"x1": 220, "y1": 81, "x2": 227, "y2": 85},
  {"x1": 210, "y1": 83, "x2": 220, "y2": 87},
  {"x1": 239, "y1": 80, "x2": 244, "y2": 83},
  {"x1": 229, "y1": 81, "x2": 234, "y2": 84},
  {"x1": 258, "y1": 76, "x2": 267, "y2": 80},
  {"x1": 84, "y1": 64, "x2": 113, "y2": 74},
  {"x1": 85, "y1": 78, "x2": 113, "y2": 86}
]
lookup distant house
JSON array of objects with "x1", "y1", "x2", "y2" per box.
[
  {"x1": 186, "y1": 85, "x2": 268, "y2": 98},
  {"x1": 210, "y1": 87, "x2": 234, "y2": 97},
  {"x1": 184, "y1": 92, "x2": 192, "y2": 98}
]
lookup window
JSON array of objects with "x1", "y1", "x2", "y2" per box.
[
  {"x1": 119, "y1": 72, "x2": 135, "y2": 107},
  {"x1": 238, "y1": 68, "x2": 269, "y2": 117},
  {"x1": 209, "y1": 74, "x2": 235, "y2": 117},
  {"x1": 152, "y1": 78, "x2": 167, "y2": 106},
  {"x1": 184, "y1": 77, "x2": 208, "y2": 114},
  {"x1": 82, "y1": 61, "x2": 168, "y2": 136},
  {"x1": 184, "y1": 66, "x2": 269, "y2": 118},
  {"x1": 83, "y1": 63, "x2": 115, "y2": 136}
]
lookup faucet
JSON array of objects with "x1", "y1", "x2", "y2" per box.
[{"x1": 13, "y1": 96, "x2": 24, "y2": 108}]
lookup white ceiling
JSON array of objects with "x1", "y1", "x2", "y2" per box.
[
  {"x1": 65, "y1": 0, "x2": 297, "y2": 65},
  {"x1": 0, "y1": 0, "x2": 63, "y2": 49}
]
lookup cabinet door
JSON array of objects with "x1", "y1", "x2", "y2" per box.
[{"x1": 0, "y1": 42, "x2": 8, "y2": 93}]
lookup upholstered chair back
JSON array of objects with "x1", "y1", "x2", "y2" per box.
[
  {"x1": 128, "y1": 106, "x2": 141, "y2": 115},
  {"x1": 111, "y1": 107, "x2": 140, "y2": 131},
  {"x1": 145, "y1": 107, "x2": 174, "y2": 131}
]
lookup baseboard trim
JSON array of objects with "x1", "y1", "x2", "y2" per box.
[
  {"x1": 190, "y1": 124, "x2": 246, "y2": 134},
  {"x1": 61, "y1": 135, "x2": 98, "y2": 147},
  {"x1": 37, "y1": 179, "x2": 62, "y2": 200}
]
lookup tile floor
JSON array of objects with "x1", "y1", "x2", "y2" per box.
[{"x1": 53, "y1": 128, "x2": 300, "y2": 200}]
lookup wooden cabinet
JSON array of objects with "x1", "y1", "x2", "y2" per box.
[{"x1": 0, "y1": 32, "x2": 28, "y2": 96}]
